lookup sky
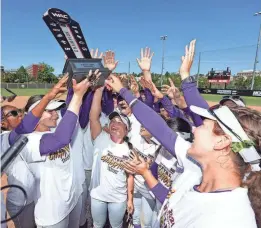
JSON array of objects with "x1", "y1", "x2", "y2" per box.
[{"x1": 1, "y1": 0, "x2": 261, "y2": 75}]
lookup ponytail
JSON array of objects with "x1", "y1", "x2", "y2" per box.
[{"x1": 124, "y1": 136, "x2": 133, "y2": 150}]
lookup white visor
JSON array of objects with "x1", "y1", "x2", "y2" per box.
[
  {"x1": 190, "y1": 105, "x2": 260, "y2": 164},
  {"x1": 28, "y1": 100, "x2": 65, "y2": 112}
]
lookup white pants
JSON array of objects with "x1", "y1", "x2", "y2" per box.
[
  {"x1": 6, "y1": 200, "x2": 35, "y2": 228},
  {"x1": 80, "y1": 181, "x2": 88, "y2": 226},
  {"x1": 37, "y1": 195, "x2": 82, "y2": 228}
]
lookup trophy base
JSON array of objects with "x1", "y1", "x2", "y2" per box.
[{"x1": 63, "y1": 58, "x2": 111, "y2": 89}]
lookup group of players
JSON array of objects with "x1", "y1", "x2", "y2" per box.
[{"x1": 1, "y1": 40, "x2": 261, "y2": 228}]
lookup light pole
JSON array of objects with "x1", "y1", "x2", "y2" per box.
[
  {"x1": 251, "y1": 11, "x2": 261, "y2": 90},
  {"x1": 160, "y1": 35, "x2": 167, "y2": 87},
  {"x1": 196, "y1": 52, "x2": 201, "y2": 87}
]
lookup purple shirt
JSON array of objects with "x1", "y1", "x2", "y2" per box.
[
  {"x1": 61, "y1": 88, "x2": 94, "y2": 129},
  {"x1": 9, "y1": 111, "x2": 40, "y2": 145},
  {"x1": 119, "y1": 88, "x2": 178, "y2": 203},
  {"x1": 40, "y1": 110, "x2": 78, "y2": 155},
  {"x1": 181, "y1": 81, "x2": 209, "y2": 127}
]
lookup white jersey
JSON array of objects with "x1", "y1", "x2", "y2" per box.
[
  {"x1": 22, "y1": 130, "x2": 82, "y2": 227},
  {"x1": 91, "y1": 132, "x2": 130, "y2": 203},
  {"x1": 157, "y1": 136, "x2": 257, "y2": 228},
  {"x1": 134, "y1": 137, "x2": 158, "y2": 199},
  {"x1": 1, "y1": 132, "x2": 36, "y2": 206},
  {"x1": 128, "y1": 114, "x2": 142, "y2": 146},
  {"x1": 83, "y1": 113, "x2": 109, "y2": 171}
]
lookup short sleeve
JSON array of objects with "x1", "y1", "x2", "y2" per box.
[{"x1": 22, "y1": 133, "x2": 46, "y2": 163}]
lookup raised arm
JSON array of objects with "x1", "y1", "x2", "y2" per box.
[
  {"x1": 106, "y1": 75, "x2": 177, "y2": 156},
  {"x1": 79, "y1": 91, "x2": 94, "y2": 129},
  {"x1": 101, "y1": 88, "x2": 114, "y2": 116},
  {"x1": 9, "y1": 75, "x2": 69, "y2": 145},
  {"x1": 136, "y1": 47, "x2": 154, "y2": 82},
  {"x1": 89, "y1": 87, "x2": 104, "y2": 140},
  {"x1": 39, "y1": 77, "x2": 91, "y2": 155},
  {"x1": 179, "y1": 40, "x2": 209, "y2": 126}
]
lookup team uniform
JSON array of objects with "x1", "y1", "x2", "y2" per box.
[
  {"x1": 132, "y1": 137, "x2": 159, "y2": 228},
  {"x1": 90, "y1": 131, "x2": 130, "y2": 228},
  {"x1": 1, "y1": 131, "x2": 36, "y2": 228},
  {"x1": 156, "y1": 136, "x2": 257, "y2": 228}
]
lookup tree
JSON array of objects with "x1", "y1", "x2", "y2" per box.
[
  {"x1": 198, "y1": 76, "x2": 209, "y2": 88},
  {"x1": 37, "y1": 63, "x2": 58, "y2": 83},
  {"x1": 2, "y1": 72, "x2": 19, "y2": 83},
  {"x1": 16, "y1": 66, "x2": 29, "y2": 83}
]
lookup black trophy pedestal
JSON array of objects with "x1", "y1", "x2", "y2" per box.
[{"x1": 63, "y1": 58, "x2": 111, "y2": 88}]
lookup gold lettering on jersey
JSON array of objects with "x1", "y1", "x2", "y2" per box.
[
  {"x1": 158, "y1": 163, "x2": 175, "y2": 188},
  {"x1": 48, "y1": 145, "x2": 70, "y2": 163},
  {"x1": 101, "y1": 151, "x2": 129, "y2": 172}
]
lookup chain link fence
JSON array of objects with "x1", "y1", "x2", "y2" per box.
[{"x1": 1, "y1": 83, "x2": 55, "y2": 89}]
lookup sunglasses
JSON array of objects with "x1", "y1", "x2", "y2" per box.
[
  {"x1": 208, "y1": 105, "x2": 243, "y2": 142},
  {"x1": 4, "y1": 109, "x2": 23, "y2": 118},
  {"x1": 1, "y1": 88, "x2": 17, "y2": 103}
]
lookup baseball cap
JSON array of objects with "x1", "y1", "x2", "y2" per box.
[
  {"x1": 28, "y1": 100, "x2": 65, "y2": 112},
  {"x1": 108, "y1": 111, "x2": 131, "y2": 131},
  {"x1": 190, "y1": 105, "x2": 260, "y2": 165},
  {"x1": 220, "y1": 95, "x2": 245, "y2": 107}
]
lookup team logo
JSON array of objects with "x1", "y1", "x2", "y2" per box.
[
  {"x1": 202, "y1": 89, "x2": 211, "y2": 93},
  {"x1": 48, "y1": 8, "x2": 71, "y2": 24},
  {"x1": 253, "y1": 91, "x2": 261, "y2": 96}
]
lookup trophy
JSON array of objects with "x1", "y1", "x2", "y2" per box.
[{"x1": 43, "y1": 8, "x2": 110, "y2": 88}]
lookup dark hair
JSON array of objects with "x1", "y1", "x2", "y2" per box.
[
  {"x1": 213, "y1": 106, "x2": 261, "y2": 227},
  {"x1": 166, "y1": 117, "x2": 192, "y2": 133},
  {"x1": 24, "y1": 95, "x2": 44, "y2": 112},
  {"x1": 124, "y1": 136, "x2": 133, "y2": 150}
]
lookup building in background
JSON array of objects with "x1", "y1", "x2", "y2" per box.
[
  {"x1": 237, "y1": 70, "x2": 261, "y2": 78},
  {"x1": 26, "y1": 64, "x2": 44, "y2": 78}
]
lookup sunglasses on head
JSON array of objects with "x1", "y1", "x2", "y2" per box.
[
  {"x1": 4, "y1": 109, "x2": 23, "y2": 118},
  {"x1": 1, "y1": 88, "x2": 17, "y2": 103},
  {"x1": 208, "y1": 105, "x2": 243, "y2": 142}
]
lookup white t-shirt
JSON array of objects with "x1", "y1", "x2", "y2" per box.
[
  {"x1": 134, "y1": 137, "x2": 158, "y2": 199},
  {"x1": 22, "y1": 131, "x2": 82, "y2": 226},
  {"x1": 83, "y1": 113, "x2": 109, "y2": 170},
  {"x1": 155, "y1": 149, "x2": 177, "y2": 190},
  {"x1": 157, "y1": 136, "x2": 257, "y2": 228},
  {"x1": 1, "y1": 132, "x2": 36, "y2": 206},
  {"x1": 128, "y1": 114, "x2": 142, "y2": 146},
  {"x1": 91, "y1": 132, "x2": 130, "y2": 203}
]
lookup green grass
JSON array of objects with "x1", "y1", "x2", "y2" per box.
[
  {"x1": 1, "y1": 88, "x2": 260, "y2": 106},
  {"x1": 1, "y1": 89, "x2": 49, "y2": 96},
  {"x1": 202, "y1": 94, "x2": 261, "y2": 106}
]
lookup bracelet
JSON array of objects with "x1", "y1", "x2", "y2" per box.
[{"x1": 129, "y1": 98, "x2": 138, "y2": 109}]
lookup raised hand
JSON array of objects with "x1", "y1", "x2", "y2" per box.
[
  {"x1": 129, "y1": 75, "x2": 139, "y2": 95},
  {"x1": 143, "y1": 79, "x2": 163, "y2": 99},
  {"x1": 105, "y1": 74, "x2": 124, "y2": 93},
  {"x1": 87, "y1": 69, "x2": 102, "y2": 87},
  {"x1": 162, "y1": 78, "x2": 181, "y2": 99},
  {"x1": 179, "y1": 39, "x2": 196, "y2": 80},
  {"x1": 103, "y1": 50, "x2": 119, "y2": 72},
  {"x1": 90, "y1": 48, "x2": 103, "y2": 59},
  {"x1": 47, "y1": 74, "x2": 69, "y2": 100},
  {"x1": 136, "y1": 47, "x2": 154, "y2": 72}
]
